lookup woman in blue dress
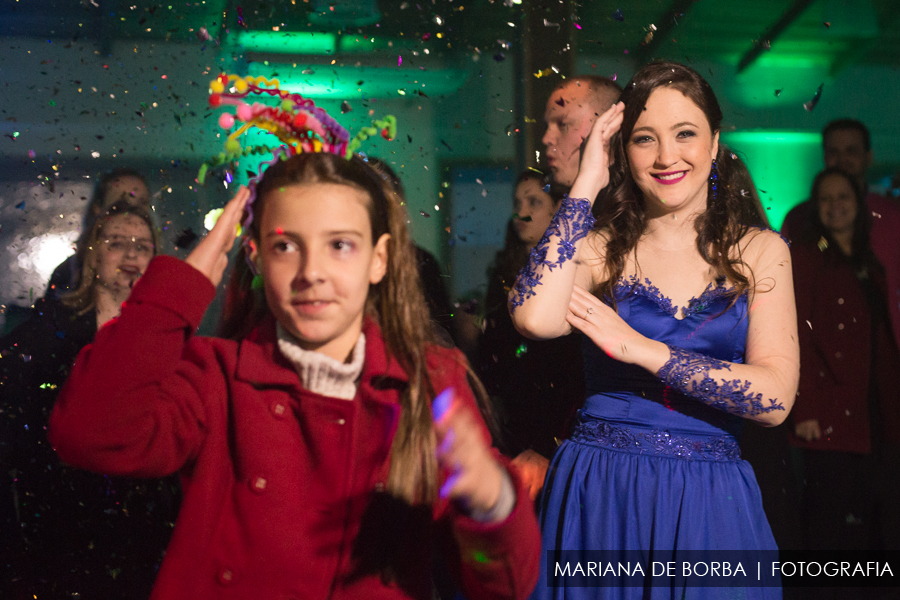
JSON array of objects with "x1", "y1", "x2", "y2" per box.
[{"x1": 510, "y1": 61, "x2": 799, "y2": 599}]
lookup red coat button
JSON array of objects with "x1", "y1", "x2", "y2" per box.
[
  {"x1": 252, "y1": 476, "x2": 267, "y2": 493},
  {"x1": 271, "y1": 401, "x2": 287, "y2": 419},
  {"x1": 217, "y1": 567, "x2": 235, "y2": 585}
]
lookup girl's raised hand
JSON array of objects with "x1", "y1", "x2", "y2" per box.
[
  {"x1": 571, "y1": 101, "x2": 625, "y2": 201},
  {"x1": 186, "y1": 186, "x2": 251, "y2": 287},
  {"x1": 433, "y1": 388, "x2": 507, "y2": 517}
]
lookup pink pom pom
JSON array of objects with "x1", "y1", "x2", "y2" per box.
[
  {"x1": 236, "y1": 103, "x2": 253, "y2": 122},
  {"x1": 218, "y1": 113, "x2": 235, "y2": 129},
  {"x1": 306, "y1": 115, "x2": 326, "y2": 137}
]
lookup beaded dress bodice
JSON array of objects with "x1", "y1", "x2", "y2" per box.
[{"x1": 576, "y1": 277, "x2": 749, "y2": 457}]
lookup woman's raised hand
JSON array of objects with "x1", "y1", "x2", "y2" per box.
[
  {"x1": 571, "y1": 101, "x2": 625, "y2": 201},
  {"x1": 186, "y1": 186, "x2": 251, "y2": 287}
]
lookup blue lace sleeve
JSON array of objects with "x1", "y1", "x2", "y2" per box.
[
  {"x1": 509, "y1": 194, "x2": 595, "y2": 311},
  {"x1": 657, "y1": 345, "x2": 785, "y2": 417}
]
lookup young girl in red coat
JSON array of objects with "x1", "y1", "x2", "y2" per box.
[{"x1": 48, "y1": 76, "x2": 540, "y2": 600}]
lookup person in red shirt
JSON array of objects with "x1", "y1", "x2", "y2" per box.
[{"x1": 49, "y1": 151, "x2": 540, "y2": 600}]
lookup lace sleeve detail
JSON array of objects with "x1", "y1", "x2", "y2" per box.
[
  {"x1": 657, "y1": 345, "x2": 785, "y2": 417},
  {"x1": 509, "y1": 194, "x2": 595, "y2": 311}
]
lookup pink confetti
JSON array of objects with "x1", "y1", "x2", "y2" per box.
[
  {"x1": 398, "y1": 55, "x2": 402, "y2": 66},
  {"x1": 574, "y1": 23, "x2": 582, "y2": 29}
]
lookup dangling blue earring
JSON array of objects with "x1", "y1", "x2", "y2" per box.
[{"x1": 709, "y1": 159, "x2": 719, "y2": 202}]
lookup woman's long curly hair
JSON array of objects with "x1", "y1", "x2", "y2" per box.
[
  {"x1": 596, "y1": 61, "x2": 769, "y2": 309},
  {"x1": 219, "y1": 153, "x2": 444, "y2": 504}
]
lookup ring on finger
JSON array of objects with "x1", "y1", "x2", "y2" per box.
[{"x1": 585, "y1": 307, "x2": 594, "y2": 318}]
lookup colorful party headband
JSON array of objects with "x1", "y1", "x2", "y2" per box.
[
  {"x1": 198, "y1": 73, "x2": 397, "y2": 186},
  {"x1": 197, "y1": 73, "x2": 397, "y2": 230},
  {"x1": 197, "y1": 73, "x2": 397, "y2": 276}
]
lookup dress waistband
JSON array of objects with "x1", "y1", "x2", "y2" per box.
[{"x1": 569, "y1": 419, "x2": 742, "y2": 462}]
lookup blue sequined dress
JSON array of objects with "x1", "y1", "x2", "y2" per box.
[{"x1": 531, "y1": 278, "x2": 779, "y2": 600}]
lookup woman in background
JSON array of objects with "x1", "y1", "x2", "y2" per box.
[
  {"x1": 1, "y1": 201, "x2": 178, "y2": 600},
  {"x1": 790, "y1": 167, "x2": 900, "y2": 554},
  {"x1": 477, "y1": 171, "x2": 584, "y2": 499},
  {"x1": 46, "y1": 167, "x2": 152, "y2": 298}
]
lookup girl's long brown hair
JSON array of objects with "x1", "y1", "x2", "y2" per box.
[
  {"x1": 219, "y1": 153, "x2": 442, "y2": 504},
  {"x1": 597, "y1": 61, "x2": 769, "y2": 308}
]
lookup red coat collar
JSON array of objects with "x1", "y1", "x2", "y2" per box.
[{"x1": 234, "y1": 316, "x2": 409, "y2": 389}]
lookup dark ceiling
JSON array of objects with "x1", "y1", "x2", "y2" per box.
[{"x1": 1, "y1": 0, "x2": 898, "y2": 76}]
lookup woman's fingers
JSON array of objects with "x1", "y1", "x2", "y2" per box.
[
  {"x1": 794, "y1": 419, "x2": 822, "y2": 442},
  {"x1": 602, "y1": 109, "x2": 624, "y2": 143},
  {"x1": 568, "y1": 285, "x2": 606, "y2": 320}
]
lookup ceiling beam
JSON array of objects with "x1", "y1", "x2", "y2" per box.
[
  {"x1": 828, "y1": 3, "x2": 898, "y2": 76},
  {"x1": 633, "y1": 0, "x2": 698, "y2": 65},
  {"x1": 736, "y1": 0, "x2": 817, "y2": 73}
]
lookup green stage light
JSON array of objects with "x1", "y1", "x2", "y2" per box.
[
  {"x1": 236, "y1": 31, "x2": 415, "y2": 55},
  {"x1": 247, "y1": 62, "x2": 470, "y2": 99},
  {"x1": 723, "y1": 131, "x2": 823, "y2": 230},
  {"x1": 237, "y1": 31, "x2": 338, "y2": 55}
]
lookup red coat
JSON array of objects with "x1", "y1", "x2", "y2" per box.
[
  {"x1": 49, "y1": 256, "x2": 540, "y2": 600},
  {"x1": 790, "y1": 241, "x2": 900, "y2": 454},
  {"x1": 782, "y1": 192, "x2": 900, "y2": 350}
]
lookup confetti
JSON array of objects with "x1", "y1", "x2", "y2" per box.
[
  {"x1": 341, "y1": 101, "x2": 353, "y2": 114},
  {"x1": 774, "y1": 89, "x2": 783, "y2": 97},
  {"x1": 803, "y1": 83, "x2": 824, "y2": 111},
  {"x1": 612, "y1": 9, "x2": 624, "y2": 21},
  {"x1": 398, "y1": 55, "x2": 402, "y2": 66},
  {"x1": 204, "y1": 208, "x2": 224, "y2": 231}
]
